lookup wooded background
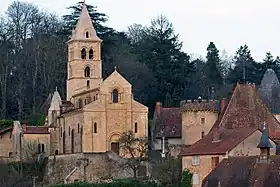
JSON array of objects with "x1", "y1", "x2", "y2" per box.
[{"x1": 0, "y1": 1, "x2": 279, "y2": 123}]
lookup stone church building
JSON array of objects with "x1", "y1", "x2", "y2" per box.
[{"x1": 45, "y1": 3, "x2": 148, "y2": 184}]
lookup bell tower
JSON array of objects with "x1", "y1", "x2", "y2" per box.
[{"x1": 66, "y1": 2, "x2": 103, "y2": 101}]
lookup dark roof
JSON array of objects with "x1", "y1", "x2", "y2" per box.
[
  {"x1": 23, "y1": 126, "x2": 49, "y2": 134},
  {"x1": 257, "y1": 126, "x2": 273, "y2": 148},
  {"x1": 154, "y1": 107, "x2": 182, "y2": 138},
  {"x1": 0, "y1": 127, "x2": 13, "y2": 135},
  {"x1": 259, "y1": 69, "x2": 280, "y2": 114},
  {"x1": 181, "y1": 99, "x2": 220, "y2": 111},
  {"x1": 181, "y1": 83, "x2": 280, "y2": 156},
  {"x1": 181, "y1": 128, "x2": 257, "y2": 156},
  {"x1": 202, "y1": 156, "x2": 280, "y2": 187}
]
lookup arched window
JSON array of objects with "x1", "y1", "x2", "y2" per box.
[
  {"x1": 135, "y1": 122, "x2": 138, "y2": 133},
  {"x1": 89, "y1": 49, "x2": 94, "y2": 59},
  {"x1": 93, "y1": 96, "x2": 96, "y2": 101},
  {"x1": 69, "y1": 126, "x2": 70, "y2": 136},
  {"x1": 81, "y1": 48, "x2": 86, "y2": 59},
  {"x1": 55, "y1": 150, "x2": 58, "y2": 155},
  {"x1": 112, "y1": 89, "x2": 119, "y2": 103},
  {"x1": 201, "y1": 131, "x2": 205, "y2": 138},
  {"x1": 84, "y1": 99, "x2": 87, "y2": 105},
  {"x1": 84, "y1": 66, "x2": 90, "y2": 77},
  {"x1": 85, "y1": 31, "x2": 89, "y2": 38},
  {"x1": 87, "y1": 80, "x2": 90, "y2": 88},
  {"x1": 78, "y1": 99, "x2": 82, "y2": 108},
  {"x1": 94, "y1": 122, "x2": 97, "y2": 133},
  {"x1": 42, "y1": 144, "x2": 45, "y2": 152}
]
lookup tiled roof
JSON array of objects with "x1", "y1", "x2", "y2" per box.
[
  {"x1": 180, "y1": 128, "x2": 257, "y2": 156},
  {"x1": 202, "y1": 156, "x2": 280, "y2": 187},
  {"x1": 154, "y1": 108, "x2": 182, "y2": 138},
  {"x1": 23, "y1": 126, "x2": 49, "y2": 134},
  {"x1": 0, "y1": 127, "x2": 13, "y2": 134},
  {"x1": 181, "y1": 83, "x2": 280, "y2": 156}
]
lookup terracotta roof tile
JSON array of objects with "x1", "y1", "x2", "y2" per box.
[
  {"x1": 181, "y1": 83, "x2": 280, "y2": 156},
  {"x1": 23, "y1": 126, "x2": 49, "y2": 134},
  {"x1": 0, "y1": 127, "x2": 12, "y2": 134},
  {"x1": 180, "y1": 128, "x2": 257, "y2": 156},
  {"x1": 202, "y1": 155, "x2": 280, "y2": 187}
]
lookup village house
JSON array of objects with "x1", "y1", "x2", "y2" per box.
[
  {"x1": 202, "y1": 124, "x2": 280, "y2": 187},
  {"x1": 0, "y1": 121, "x2": 50, "y2": 162},
  {"x1": 180, "y1": 83, "x2": 280, "y2": 187}
]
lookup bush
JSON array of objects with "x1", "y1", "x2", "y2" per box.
[
  {"x1": 180, "y1": 169, "x2": 192, "y2": 187},
  {"x1": 0, "y1": 120, "x2": 13, "y2": 129}
]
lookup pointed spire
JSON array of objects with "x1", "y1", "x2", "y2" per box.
[
  {"x1": 114, "y1": 66, "x2": 117, "y2": 71},
  {"x1": 70, "y1": 2, "x2": 101, "y2": 41},
  {"x1": 55, "y1": 86, "x2": 58, "y2": 92},
  {"x1": 257, "y1": 121, "x2": 273, "y2": 149}
]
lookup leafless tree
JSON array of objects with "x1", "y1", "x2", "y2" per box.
[{"x1": 119, "y1": 130, "x2": 148, "y2": 178}]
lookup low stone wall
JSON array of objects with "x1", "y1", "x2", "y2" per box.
[{"x1": 45, "y1": 152, "x2": 133, "y2": 185}]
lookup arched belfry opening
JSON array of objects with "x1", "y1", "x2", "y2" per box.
[
  {"x1": 112, "y1": 89, "x2": 119, "y2": 103},
  {"x1": 89, "y1": 49, "x2": 94, "y2": 59},
  {"x1": 81, "y1": 48, "x2": 86, "y2": 59},
  {"x1": 85, "y1": 31, "x2": 89, "y2": 38},
  {"x1": 84, "y1": 66, "x2": 90, "y2": 77}
]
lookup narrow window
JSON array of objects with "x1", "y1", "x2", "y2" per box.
[
  {"x1": 60, "y1": 127, "x2": 62, "y2": 137},
  {"x1": 201, "y1": 131, "x2": 205, "y2": 138},
  {"x1": 134, "y1": 122, "x2": 138, "y2": 133},
  {"x1": 78, "y1": 99, "x2": 82, "y2": 108},
  {"x1": 81, "y1": 48, "x2": 86, "y2": 59},
  {"x1": 85, "y1": 31, "x2": 89, "y2": 38},
  {"x1": 38, "y1": 144, "x2": 41, "y2": 153},
  {"x1": 94, "y1": 123, "x2": 97, "y2": 133},
  {"x1": 84, "y1": 99, "x2": 87, "y2": 105},
  {"x1": 193, "y1": 173, "x2": 200, "y2": 185},
  {"x1": 84, "y1": 66, "x2": 90, "y2": 77},
  {"x1": 87, "y1": 80, "x2": 90, "y2": 88},
  {"x1": 211, "y1": 157, "x2": 219, "y2": 169},
  {"x1": 112, "y1": 89, "x2": 119, "y2": 103},
  {"x1": 42, "y1": 144, "x2": 45, "y2": 152},
  {"x1": 89, "y1": 49, "x2": 94, "y2": 59},
  {"x1": 93, "y1": 96, "x2": 96, "y2": 101},
  {"x1": 69, "y1": 126, "x2": 70, "y2": 136},
  {"x1": 78, "y1": 123, "x2": 80, "y2": 134},
  {"x1": 87, "y1": 96, "x2": 92, "y2": 103},
  {"x1": 55, "y1": 150, "x2": 58, "y2": 155},
  {"x1": 201, "y1": 118, "x2": 205, "y2": 125},
  {"x1": 9, "y1": 152, "x2": 13, "y2": 157}
]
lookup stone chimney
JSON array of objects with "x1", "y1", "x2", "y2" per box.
[
  {"x1": 220, "y1": 98, "x2": 228, "y2": 113},
  {"x1": 156, "y1": 102, "x2": 162, "y2": 116}
]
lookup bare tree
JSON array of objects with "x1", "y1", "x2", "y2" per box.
[{"x1": 119, "y1": 130, "x2": 148, "y2": 178}]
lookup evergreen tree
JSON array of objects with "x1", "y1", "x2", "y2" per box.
[
  {"x1": 227, "y1": 45, "x2": 261, "y2": 84},
  {"x1": 203, "y1": 42, "x2": 223, "y2": 97},
  {"x1": 62, "y1": 1, "x2": 113, "y2": 36}
]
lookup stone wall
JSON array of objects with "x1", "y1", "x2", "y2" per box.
[{"x1": 45, "y1": 152, "x2": 133, "y2": 185}]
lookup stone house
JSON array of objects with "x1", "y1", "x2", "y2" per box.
[
  {"x1": 202, "y1": 124, "x2": 280, "y2": 187},
  {"x1": 180, "y1": 83, "x2": 280, "y2": 187},
  {"x1": 0, "y1": 121, "x2": 50, "y2": 162},
  {"x1": 44, "y1": 3, "x2": 148, "y2": 184}
]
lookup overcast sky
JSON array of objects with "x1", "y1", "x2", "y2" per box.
[{"x1": 1, "y1": 0, "x2": 280, "y2": 61}]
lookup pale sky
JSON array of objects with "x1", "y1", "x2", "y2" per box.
[{"x1": 1, "y1": 0, "x2": 280, "y2": 62}]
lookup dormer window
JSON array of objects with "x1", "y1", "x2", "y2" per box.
[
  {"x1": 85, "y1": 31, "x2": 89, "y2": 38},
  {"x1": 112, "y1": 89, "x2": 119, "y2": 103},
  {"x1": 89, "y1": 49, "x2": 94, "y2": 59},
  {"x1": 84, "y1": 66, "x2": 90, "y2": 77},
  {"x1": 81, "y1": 48, "x2": 86, "y2": 59}
]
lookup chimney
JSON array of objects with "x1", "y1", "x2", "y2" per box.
[
  {"x1": 220, "y1": 98, "x2": 228, "y2": 113},
  {"x1": 252, "y1": 83, "x2": 256, "y2": 90},
  {"x1": 22, "y1": 124, "x2": 27, "y2": 133},
  {"x1": 156, "y1": 102, "x2": 162, "y2": 116}
]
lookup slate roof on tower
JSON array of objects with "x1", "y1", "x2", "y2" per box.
[
  {"x1": 258, "y1": 68, "x2": 280, "y2": 114},
  {"x1": 180, "y1": 83, "x2": 280, "y2": 156}
]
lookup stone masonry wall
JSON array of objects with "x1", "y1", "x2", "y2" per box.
[{"x1": 45, "y1": 152, "x2": 133, "y2": 185}]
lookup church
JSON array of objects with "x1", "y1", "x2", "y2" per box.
[{"x1": 47, "y1": 3, "x2": 148, "y2": 156}]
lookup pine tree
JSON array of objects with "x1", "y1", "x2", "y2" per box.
[{"x1": 227, "y1": 45, "x2": 261, "y2": 84}]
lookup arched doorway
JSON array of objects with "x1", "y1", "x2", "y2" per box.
[{"x1": 109, "y1": 133, "x2": 120, "y2": 155}]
